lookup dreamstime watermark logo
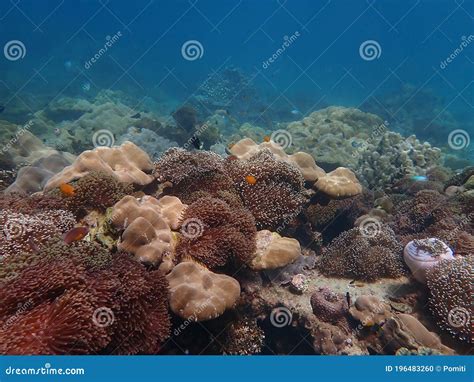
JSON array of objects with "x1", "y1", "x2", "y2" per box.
[
  {"x1": 84, "y1": 31, "x2": 122, "y2": 69},
  {"x1": 3, "y1": 40, "x2": 26, "y2": 61},
  {"x1": 359, "y1": 40, "x2": 382, "y2": 61},
  {"x1": 262, "y1": 31, "x2": 300, "y2": 69},
  {"x1": 270, "y1": 129, "x2": 292, "y2": 150},
  {"x1": 180, "y1": 218, "x2": 204, "y2": 239},
  {"x1": 448, "y1": 129, "x2": 470, "y2": 150},
  {"x1": 92, "y1": 307, "x2": 115, "y2": 327},
  {"x1": 183, "y1": 123, "x2": 208, "y2": 150},
  {"x1": 351, "y1": 120, "x2": 389, "y2": 158},
  {"x1": 358, "y1": 216, "x2": 382, "y2": 238},
  {"x1": 2, "y1": 300, "x2": 33, "y2": 330},
  {"x1": 1, "y1": 120, "x2": 33, "y2": 154},
  {"x1": 181, "y1": 40, "x2": 204, "y2": 61},
  {"x1": 270, "y1": 306, "x2": 292, "y2": 328},
  {"x1": 440, "y1": 35, "x2": 474, "y2": 69},
  {"x1": 92, "y1": 129, "x2": 115, "y2": 148},
  {"x1": 447, "y1": 307, "x2": 469, "y2": 328}
]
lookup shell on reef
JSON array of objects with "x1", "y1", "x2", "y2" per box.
[{"x1": 403, "y1": 238, "x2": 454, "y2": 283}]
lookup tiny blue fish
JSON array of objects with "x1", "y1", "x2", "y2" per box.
[{"x1": 410, "y1": 175, "x2": 428, "y2": 182}]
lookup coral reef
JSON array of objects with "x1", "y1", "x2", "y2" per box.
[
  {"x1": 166, "y1": 261, "x2": 241, "y2": 321},
  {"x1": 175, "y1": 197, "x2": 255, "y2": 270},
  {"x1": 44, "y1": 142, "x2": 154, "y2": 190},
  {"x1": 426, "y1": 256, "x2": 473, "y2": 342},
  {"x1": 286, "y1": 106, "x2": 384, "y2": 168},
  {"x1": 349, "y1": 295, "x2": 392, "y2": 326},
  {"x1": 318, "y1": 226, "x2": 406, "y2": 281}
]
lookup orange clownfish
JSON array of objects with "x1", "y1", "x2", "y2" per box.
[
  {"x1": 59, "y1": 183, "x2": 75, "y2": 196},
  {"x1": 263, "y1": 135, "x2": 271, "y2": 142},
  {"x1": 62, "y1": 226, "x2": 89, "y2": 244},
  {"x1": 245, "y1": 175, "x2": 257, "y2": 185}
]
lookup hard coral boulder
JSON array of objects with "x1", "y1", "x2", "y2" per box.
[
  {"x1": 310, "y1": 287, "x2": 349, "y2": 326},
  {"x1": 44, "y1": 142, "x2": 154, "y2": 190},
  {"x1": 349, "y1": 295, "x2": 392, "y2": 326},
  {"x1": 381, "y1": 314, "x2": 454, "y2": 354},
  {"x1": 166, "y1": 261, "x2": 241, "y2": 321}
]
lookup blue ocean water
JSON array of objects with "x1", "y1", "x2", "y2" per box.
[{"x1": 0, "y1": 0, "x2": 473, "y2": 159}]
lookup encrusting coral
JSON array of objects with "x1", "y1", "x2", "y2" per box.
[
  {"x1": 166, "y1": 261, "x2": 241, "y2": 321},
  {"x1": 176, "y1": 197, "x2": 256, "y2": 270},
  {"x1": 426, "y1": 256, "x2": 473, "y2": 343},
  {"x1": 349, "y1": 295, "x2": 392, "y2": 326},
  {"x1": 318, "y1": 225, "x2": 406, "y2": 281}
]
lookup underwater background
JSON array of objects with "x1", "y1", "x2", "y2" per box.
[{"x1": 0, "y1": 0, "x2": 472, "y2": 356}]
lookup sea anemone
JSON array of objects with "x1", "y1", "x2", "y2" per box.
[
  {"x1": 226, "y1": 150, "x2": 306, "y2": 230},
  {"x1": 426, "y1": 256, "x2": 473, "y2": 343},
  {"x1": 318, "y1": 225, "x2": 406, "y2": 281},
  {"x1": 176, "y1": 197, "x2": 256, "y2": 270}
]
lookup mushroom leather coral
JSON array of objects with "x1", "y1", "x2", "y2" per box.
[
  {"x1": 313, "y1": 167, "x2": 362, "y2": 199},
  {"x1": 176, "y1": 197, "x2": 256, "y2": 269},
  {"x1": 250, "y1": 230, "x2": 301, "y2": 270},
  {"x1": 229, "y1": 137, "x2": 325, "y2": 182},
  {"x1": 44, "y1": 142, "x2": 154, "y2": 190},
  {"x1": 166, "y1": 261, "x2": 241, "y2": 321},
  {"x1": 111, "y1": 195, "x2": 186, "y2": 267}
]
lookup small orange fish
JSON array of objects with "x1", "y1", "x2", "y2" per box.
[
  {"x1": 62, "y1": 226, "x2": 89, "y2": 244},
  {"x1": 59, "y1": 183, "x2": 75, "y2": 196},
  {"x1": 227, "y1": 155, "x2": 238, "y2": 161},
  {"x1": 263, "y1": 135, "x2": 271, "y2": 142},
  {"x1": 245, "y1": 175, "x2": 257, "y2": 185}
]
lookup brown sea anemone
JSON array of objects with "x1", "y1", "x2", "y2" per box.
[
  {"x1": 318, "y1": 225, "x2": 406, "y2": 281},
  {"x1": 226, "y1": 150, "x2": 306, "y2": 230},
  {"x1": 176, "y1": 197, "x2": 256, "y2": 270}
]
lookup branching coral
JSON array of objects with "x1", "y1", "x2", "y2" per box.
[
  {"x1": 318, "y1": 226, "x2": 406, "y2": 281},
  {"x1": 176, "y1": 197, "x2": 256, "y2": 269},
  {"x1": 426, "y1": 256, "x2": 473, "y2": 343},
  {"x1": 0, "y1": 250, "x2": 171, "y2": 354},
  {"x1": 226, "y1": 150, "x2": 306, "y2": 230}
]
